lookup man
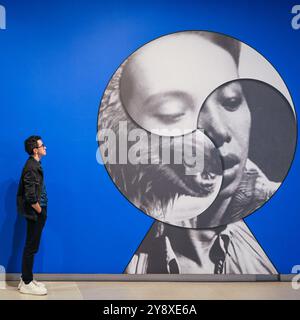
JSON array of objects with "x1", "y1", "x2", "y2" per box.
[{"x1": 16, "y1": 135, "x2": 48, "y2": 295}]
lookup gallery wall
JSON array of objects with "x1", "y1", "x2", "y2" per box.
[{"x1": 0, "y1": 0, "x2": 299, "y2": 274}]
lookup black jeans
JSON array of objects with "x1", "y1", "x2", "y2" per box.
[{"x1": 21, "y1": 207, "x2": 47, "y2": 284}]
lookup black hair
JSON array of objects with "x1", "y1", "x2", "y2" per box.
[{"x1": 24, "y1": 135, "x2": 41, "y2": 155}]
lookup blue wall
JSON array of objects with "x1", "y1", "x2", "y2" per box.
[{"x1": 0, "y1": 0, "x2": 299, "y2": 274}]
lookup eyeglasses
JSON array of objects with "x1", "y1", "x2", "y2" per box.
[{"x1": 36, "y1": 144, "x2": 46, "y2": 149}]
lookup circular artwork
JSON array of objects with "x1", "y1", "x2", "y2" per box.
[{"x1": 97, "y1": 31, "x2": 297, "y2": 228}]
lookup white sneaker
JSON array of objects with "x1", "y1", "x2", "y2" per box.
[
  {"x1": 19, "y1": 281, "x2": 47, "y2": 295},
  {"x1": 18, "y1": 279, "x2": 22, "y2": 290},
  {"x1": 32, "y1": 279, "x2": 46, "y2": 288},
  {"x1": 18, "y1": 279, "x2": 46, "y2": 290}
]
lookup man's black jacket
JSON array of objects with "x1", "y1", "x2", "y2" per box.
[{"x1": 17, "y1": 156, "x2": 44, "y2": 221}]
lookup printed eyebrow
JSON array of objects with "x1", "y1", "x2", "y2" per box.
[
  {"x1": 217, "y1": 83, "x2": 243, "y2": 100},
  {"x1": 144, "y1": 91, "x2": 194, "y2": 113}
]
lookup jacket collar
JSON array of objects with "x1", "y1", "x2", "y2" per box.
[{"x1": 29, "y1": 155, "x2": 42, "y2": 168}]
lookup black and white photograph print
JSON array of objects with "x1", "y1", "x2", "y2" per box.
[
  {"x1": 98, "y1": 30, "x2": 296, "y2": 275},
  {"x1": 98, "y1": 31, "x2": 296, "y2": 229}
]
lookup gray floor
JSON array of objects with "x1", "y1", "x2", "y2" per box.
[{"x1": 1, "y1": 281, "x2": 300, "y2": 300}]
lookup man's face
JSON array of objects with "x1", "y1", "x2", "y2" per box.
[
  {"x1": 34, "y1": 139, "x2": 47, "y2": 157},
  {"x1": 198, "y1": 82, "x2": 251, "y2": 199}
]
